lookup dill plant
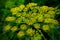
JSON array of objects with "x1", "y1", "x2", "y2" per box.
[{"x1": 3, "y1": 3, "x2": 59, "y2": 40}]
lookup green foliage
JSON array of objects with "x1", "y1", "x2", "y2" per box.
[
  {"x1": 31, "y1": 0, "x2": 47, "y2": 6},
  {"x1": 16, "y1": 0, "x2": 25, "y2": 5},
  {"x1": 5, "y1": 0, "x2": 15, "y2": 8},
  {"x1": 49, "y1": 24, "x2": 60, "y2": 40},
  {"x1": 0, "y1": 34, "x2": 10, "y2": 40},
  {"x1": 5, "y1": 0, "x2": 25, "y2": 8}
]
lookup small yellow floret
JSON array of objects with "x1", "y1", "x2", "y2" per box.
[
  {"x1": 27, "y1": 3, "x2": 37, "y2": 8},
  {"x1": 25, "y1": 19, "x2": 30, "y2": 25},
  {"x1": 44, "y1": 18, "x2": 53, "y2": 23},
  {"x1": 20, "y1": 24, "x2": 27, "y2": 30},
  {"x1": 40, "y1": 6, "x2": 48, "y2": 11},
  {"x1": 44, "y1": 14, "x2": 51, "y2": 18},
  {"x1": 10, "y1": 8, "x2": 18, "y2": 13},
  {"x1": 48, "y1": 11, "x2": 55, "y2": 15},
  {"x1": 3, "y1": 25, "x2": 11, "y2": 31},
  {"x1": 49, "y1": 7, "x2": 55, "y2": 10},
  {"x1": 19, "y1": 5, "x2": 25, "y2": 11},
  {"x1": 52, "y1": 20, "x2": 58, "y2": 25},
  {"x1": 5, "y1": 16, "x2": 16, "y2": 21},
  {"x1": 37, "y1": 15, "x2": 44, "y2": 22},
  {"x1": 17, "y1": 31, "x2": 25, "y2": 38},
  {"x1": 42, "y1": 25, "x2": 50, "y2": 31},
  {"x1": 26, "y1": 28, "x2": 35, "y2": 36},
  {"x1": 34, "y1": 23, "x2": 40, "y2": 29},
  {"x1": 11, "y1": 26, "x2": 18, "y2": 32},
  {"x1": 16, "y1": 18, "x2": 22, "y2": 23},
  {"x1": 16, "y1": 13, "x2": 21, "y2": 17}
]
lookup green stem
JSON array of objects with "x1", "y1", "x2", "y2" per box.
[{"x1": 37, "y1": 29, "x2": 47, "y2": 40}]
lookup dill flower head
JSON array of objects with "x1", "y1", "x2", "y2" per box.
[
  {"x1": 42, "y1": 25, "x2": 50, "y2": 31},
  {"x1": 3, "y1": 25, "x2": 11, "y2": 31},
  {"x1": 11, "y1": 26, "x2": 18, "y2": 32},
  {"x1": 17, "y1": 31, "x2": 25, "y2": 38},
  {"x1": 5, "y1": 16, "x2": 16, "y2": 22},
  {"x1": 3, "y1": 3, "x2": 59, "y2": 39},
  {"x1": 26, "y1": 28, "x2": 35, "y2": 36},
  {"x1": 20, "y1": 24, "x2": 27, "y2": 30}
]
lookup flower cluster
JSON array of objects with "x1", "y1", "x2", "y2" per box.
[{"x1": 3, "y1": 3, "x2": 59, "y2": 40}]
